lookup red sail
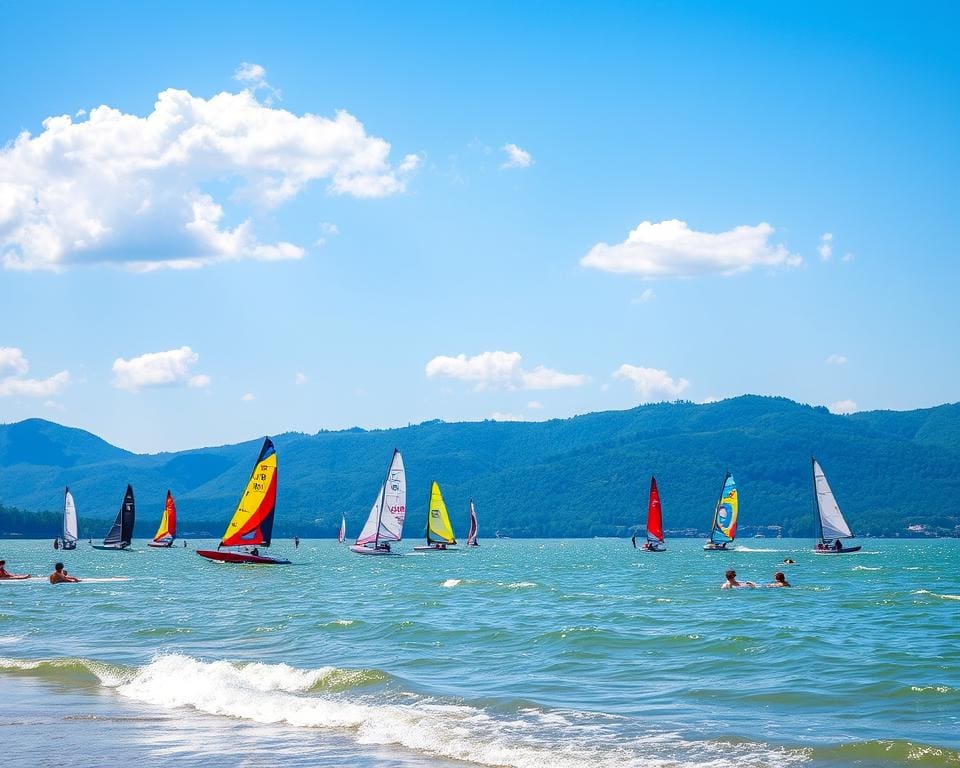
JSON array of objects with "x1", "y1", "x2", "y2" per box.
[{"x1": 646, "y1": 477, "x2": 664, "y2": 543}]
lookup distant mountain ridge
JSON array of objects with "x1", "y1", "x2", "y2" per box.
[{"x1": 2, "y1": 396, "x2": 959, "y2": 539}]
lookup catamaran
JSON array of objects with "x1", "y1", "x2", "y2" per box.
[
  {"x1": 639, "y1": 476, "x2": 666, "y2": 552},
  {"x1": 811, "y1": 458, "x2": 861, "y2": 554},
  {"x1": 338, "y1": 514, "x2": 346, "y2": 543},
  {"x1": 350, "y1": 448, "x2": 406, "y2": 556},
  {"x1": 466, "y1": 498, "x2": 480, "y2": 547},
  {"x1": 60, "y1": 486, "x2": 78, "y2": 550},
  {"x1": 148, "y1": 490, "x2": 177, "y2": 548},
  {"x1": 92, "y1": 484, "x2": 135, "y2": 550},
  {"x1": 197, "y1": 437, "x2": 291, "y2": 565},
  {"x1": 413, "y1": 481, "x2": 457, "y2": 551},
  {"x1": 703, "y1": 472, "x2": 738, "y2": 551}
]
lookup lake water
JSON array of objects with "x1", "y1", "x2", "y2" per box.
[{"x1": 1, "y1": 538, "x2": 958, "y2": 767}]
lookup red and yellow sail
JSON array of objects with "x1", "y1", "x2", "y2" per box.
[
  {"x1": 221, "y1": 437, "x2": 278, "y2": 547},
  {"x1": 152, "y1": 490, "x2": 177, "y2": 543}
]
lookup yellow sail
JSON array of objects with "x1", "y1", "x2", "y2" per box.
[{"x1": 426, "y1": 481, "x2": 456, "y2": 545}]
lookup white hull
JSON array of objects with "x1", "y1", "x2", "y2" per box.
[{"x1": 350, "y1": 544, "x2": 400, "y2": 556}]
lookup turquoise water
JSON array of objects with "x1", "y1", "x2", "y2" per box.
[{"x1": 1, "y1": 538, "x2": 958, "y2": 767}]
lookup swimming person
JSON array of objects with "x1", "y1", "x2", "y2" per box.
[
  {"x1": 49, "y1": 562, "x2": 80, "y2": 584},
  {"x1": 783, "y1": 558, "x2": 795, "y2": 564},
  {"x1": 768, "y1": 572, "x2": 791, "y2": 587},
  {"x1": 721, "y1": 569, "x2": 756, "y2": 589}
]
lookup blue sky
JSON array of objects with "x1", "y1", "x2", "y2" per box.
[{"x1": 1, "y1": 1, "x2": 957, "y2": 452}]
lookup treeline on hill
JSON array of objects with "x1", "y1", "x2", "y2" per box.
[{"x1": 1, "y1": 396, "x2": 959, "y2": 539}]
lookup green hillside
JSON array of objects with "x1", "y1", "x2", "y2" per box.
[{"x1": 2, "y1": 396, "x2": 959, "y2": 539}]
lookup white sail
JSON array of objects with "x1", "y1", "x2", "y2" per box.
[
  {"x1": 354, "y1": 450, "x2": 406, "y2": 546},
  {"x1": 356, "y1": 488, "x2": 384, "y2": 545},
  {"x1": 814, "y1": 460, "x2": 854, "y2": 539},
  {"x1": 63, "y1": 488, "x2": 78, "y2": 544}
]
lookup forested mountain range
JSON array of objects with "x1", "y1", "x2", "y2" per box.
[{"x1": 2, "y1": 395, "x2": 959, "y2": 539}]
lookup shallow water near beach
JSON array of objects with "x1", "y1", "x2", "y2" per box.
[{"x1": 1, "y1": 537, "x2": 958, "y2": 767}]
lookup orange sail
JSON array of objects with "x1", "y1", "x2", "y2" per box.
[
  {"x1": 152, "y1": 490, "x2": 177, "y2": 544},
  {"x1": 221, "y1": 437, "x2": 278, "y2": 547},
  {"x1": 646, "y1": 477, "x2": 664, "y2": 543}
]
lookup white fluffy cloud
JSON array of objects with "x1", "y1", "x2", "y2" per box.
[
  {"x1": 490, "y1": 411, "x2": 526, "y2": 422},
  {"x1": 829, "y1": 399, "x2": 858, "y2": 415},
  {"x1": 0, "y1": 347, "x2": 70, "y2": 397},
  {"x1": 425, "y1": 350, "x2": 587, "y2": 391},
  {"x1": 818, "y1": 232, "x2": 834, "y2": 261},
  {"x1": 613, "y1": 364, "x2": 690, "y2": 401},
  {"x1": 241, "y1": 392, "x2": 256, "y2": 402},
  {"x1": 581, "y1": 219, "x2": 801, "y2": 278},
  {"x1": 295, "y1": 372, "x2": 308, "y2": 385},
  {"x1": 112, "y1": 346, "x2": 208, "y2": 392},
  {"x1": 0, "y1": 65, "x2": 417, "y2": 271},
  {"x1": 826, "y1": 354, "x2": 848, "y2": 365},
  {"x1": 0, "y1": 347, "x2": 29, "y2": 376},
  {"x1": 501, "y1": 143, "x2": 533, "y2": 169}
]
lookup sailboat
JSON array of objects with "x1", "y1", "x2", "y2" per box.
[
  {"x1": 60, "y1": 487, "x2": 78, "y2": 550},
  {"x1": 196, "y1": 437, "x2": 291, "y2": 565},
  {"x1": 92, "y1": 485, "x2": 135, "y2": 550},
  {"x1": 338, "y1": 514, "x2": 346, "y2": 543},
  {"x1": 148, "y1": 490, "x2": 177, "y2": 548},
  {"x1": 413, "y1": 481, "x2": 457, "y2": 551},
  {"x1": 703, "y1": 472, "x2": 738, "y2": 551},
  {"x1": 639, "y1": 476, "x2": 666, "y2": 552},
  {"x1": 350, "y1": 448, "x2": 406, "y2": 556},
  {"x1": 811, "y1": 458, "x2": 861, "y2": 554},
  {"x1": 466, "y1": 498, "x2": 480, "y2": 547}
]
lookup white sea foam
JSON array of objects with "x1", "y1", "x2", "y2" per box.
[
  {"x1": 852, "y1": 566, "x2": 881, "y2": 571},
  {"x1": 441, "y1": 579, "x2": 461, "y2": 588},
  {"x1": 914, "y1": 589, "x2": 960, "y2": 601},
  {"x1": 735, "y1": 547, "x2": 785, "y2": 553},
  {"x1": 105, "y1": 654, "x2": 807, "y2": 768},
  {"x1": 0, "y1": 635, "x2": 25, "y2": 645},
  {"x1": 503, "y1": 581, "x2": 537, "y2": 589}
]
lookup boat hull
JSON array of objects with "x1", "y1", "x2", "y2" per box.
[
  {"x1": 60, "y1": 541, "x2": 77, "y2": 550},
  {"x1": 91, "y1": 544, "x2": 132, "y2": 551},
  {"x1": 640, "y1": 546, "x2": 667, "y2": 553},
  {"x1": 812, "y1": 546, "x2": 862, "y2": 555},
  {"x1": 147, "y1": 541, "x2": 174, "y2": 548},
  {"x1": 703, "y1": 543, "x2": 733, "y2": 551},
  {"x1": 196, "y1": 550, "x2": 291, "y2": 565},
  {"x1": 350, "y1": 544, "x2": 400, "y2": 556},
  {"x1": 412, "y1": 545, "x2": 458, "y2": 552}
]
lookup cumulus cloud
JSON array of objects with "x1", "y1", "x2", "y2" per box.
[
  {"x1": 112, "y1": 346, "x2": 208, "y2": 392},
  {"x1": 826, "y1": 354, "x2": 848, "y2": 365},
  {"x1": 501, "y1": 143, "x2": 533, "y2": 169},
  {"x1": 295, "y1": 372, "x2": 308, "y2": 385},
  {"x1": 0, "y1": 68, "x2": 417, "y2": 271},
  {"x1": 0, "y1": 347, "x2": 29, "y2": 376},
  {"x1": 527, "y1": 400, "x2": 543, "y2": 410},
  {"x1": 241, "y1": 392, "x2": 256, "y2": 402},
  {"x1": 581, "y1": 220, "x2": 801, "y2": 278},
  {"x1": 315, "y1": 221, "x2": 339, "y2": 248},
  {"x1": 829, "y1": 399, "x2": 858, "y2": 415},
  {"x1": 842, "y1": 252, "x2": 855, "y2": 262},
  {"x1": 818, "y1": 232, "x2": 834, "y2": 261},
  {"x1": 0, "y1": 347, "x2": 70, "y2": 398},
  {"x1": 490, "y1": 411, "x2": 526, "y2": 422},
  {"x1": 613, "y1": 364, "x2": 690, "y2": 401},
  {"x1": 425, "y1": 350, "x2": 587, "y2": 391}
]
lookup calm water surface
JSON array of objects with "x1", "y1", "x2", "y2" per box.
[{"x1": 1, "y1": 538, "x2": 958, "y2": 767}]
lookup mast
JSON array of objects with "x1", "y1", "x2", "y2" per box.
[
  {"x1": 812, "y1": 457, "x2": 824, "y2": 542},
  {"x1": 372, "y1": 448, "x2": 397, "y2": 548},
  {"x1": 709, "y1": 472, "x2": 729, "y2": 543}
]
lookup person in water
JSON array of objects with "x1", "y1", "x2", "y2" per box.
[
  {"x1": 0, "y1": 560, "x2": 11, "y2": 578},
  {"x1": 768, "y1": 572, "x2": 791, "y2": 587},
  {"x1": 49, "y1": 562, "x2": 80, "y2": 584},
  {"x1": 631, "y1": 533, "x2": 637, "y2": 548},
  {"x1": 721, "y1": 569, "x2": 756, "y2": 589},
  {"x1": 53, "y1": 538, "x2": 60, "y2": 550},
  {"x1": 294, "y1": 536, "x2": 300, "y2": 548},
  {"x1": 783, "y1": 558, "x2": 796, "y2": 564}
]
